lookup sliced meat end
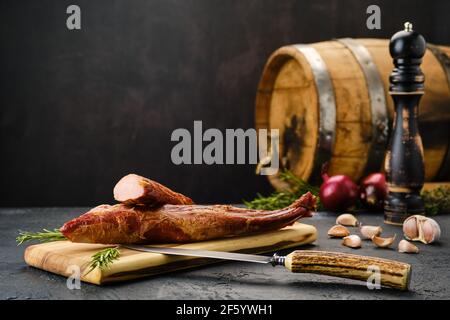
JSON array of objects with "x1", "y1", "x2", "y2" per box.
[
  {"x1": 113, "y1": 173, "x2": 194, "y2": 206},
  {"x1": 113, "y1": 174, "x2": 146, "y2": 203}
]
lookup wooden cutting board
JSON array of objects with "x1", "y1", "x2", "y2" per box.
[{"x1": 24, "y1": 222, "x2": 316, "y2": 285}]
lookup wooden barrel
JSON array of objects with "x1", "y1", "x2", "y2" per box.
[{"x1": 255, "y1": 39, "x2": 450, "y2": 189}]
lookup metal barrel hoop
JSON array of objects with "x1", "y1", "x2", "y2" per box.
[
  {"x1": 338, "y1": 38, "x2": 389, "y2": 176},
  {"x1": 293, "y1": 44, "x2": 337, "y2": 181}
]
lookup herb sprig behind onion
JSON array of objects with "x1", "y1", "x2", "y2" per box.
[{"x1": 244, "y1": 170, "x2": 322, "y2": 210}]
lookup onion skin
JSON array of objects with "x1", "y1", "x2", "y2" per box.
[
  {"x1": 360, "y1": 173, "x2": 388, "y2": 210},
  {"x1": 319, "y1": 170, "x2": 359, "y2": 212}
]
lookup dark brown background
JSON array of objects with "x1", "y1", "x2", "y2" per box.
[{"x1": 1, "y1": 0, "x2": 449, "y2": 206}]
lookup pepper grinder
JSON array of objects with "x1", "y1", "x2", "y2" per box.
[{"x1": 384, "y1": 22, "x2": 426, "y2": 225}]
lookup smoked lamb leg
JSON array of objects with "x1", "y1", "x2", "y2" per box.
[{"x1": 61, "y1": 192, "x2": 316, "y2": 244}]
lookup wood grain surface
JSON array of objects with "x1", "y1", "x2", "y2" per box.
[
  {"x1": 24, "y1": 222, "x2": 317, "y2": 285},
  {"x1": 285, "y1": 250, "x2": 411, "y2": 290}
]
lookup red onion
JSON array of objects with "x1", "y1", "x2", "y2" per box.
[
  {"x1": 360, "y1": 173, "x2": 388, "y2": 210},
  {"x1": 319, "y1": 164, "x2": 359, "y2": 212}
]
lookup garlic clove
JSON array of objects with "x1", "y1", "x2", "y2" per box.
[
  {"x1": 336, "y1": 213, "x2": 359, "y2": 227},
  {"x1": 328, "y1": 225, "x2": 350, "y2": 238},
  {"x1": 403, "y1": 215, "x2": 420, "y2": 240},
  {"x1": 360, "y1": 225, "x2": 382, "y2": 239},
  {"x1": 422, "y1": 218, "x2": 441, "y2": 244},
  {"x1": 398, "y1": 240, "x2": 419, "y2": 253},
  {"x1": 403, "y1": 215, "x2": 441, "y2": 244},
  {"x1": 372, "y1": 234, "x2": 396, "y2": 248},
  {"x1": 342, "y1": 235, "x2": 362, "y2": 248}
]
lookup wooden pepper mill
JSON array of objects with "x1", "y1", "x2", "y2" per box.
[{"x1": 384, "y1": 22, "x2": 427, "y2": 225}]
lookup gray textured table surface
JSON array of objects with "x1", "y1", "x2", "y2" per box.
[{"x1": 0, "y1": 207, "x2": 448, "y2": 300}]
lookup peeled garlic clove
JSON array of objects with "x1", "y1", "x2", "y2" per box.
[
  {"x1": 398, "y1": 240, "x2": 419, "y2": 253},
  {"x1": 328, "y1": 225, "x2": 350, "y2": 238},
  {"x1": 372, "y1": 234, "x2": 396, "y2": 248},
  {"x1": 336, "y1": 213, "x2": 359, "y2": 227},
  {"x1": 403, "y1": 215, "x2": 441, "y2": 244},
  {"x1": 342, "y1": 235, "x2": 362, "y2": 248},
  {"x1": 360, "y1": 225, "x2": 382, "y2": 239}
]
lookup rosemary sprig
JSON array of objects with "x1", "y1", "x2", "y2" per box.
[
  {"x1": 244, "y1": 192, "x2": 299, "y2": 211},
  {"x1": 86, "y1": 246, "x2": 120, "y2": 274},
  {"x1": 244, "y1": 170, "x2": 322, "y2": 210},
  {"x1": 16, "y1": 229, "x2": 67, "y2": 245},
  {"x1": 422, "y1": 186, "x2": 450, "y2": 216},
  {"x1": 279, "y1": 170, "x2": 321, "y2": 196},
  {"x1": 16, "y1": 228, "x2": 121, "y2": 273}
]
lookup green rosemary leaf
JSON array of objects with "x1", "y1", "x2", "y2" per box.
[
  {"x1": 244, "y1": 192, "x2": 298, "y2": 210},
  {"x1": 86, "y1": 246, "x2": 120, "y2": 275},
  {"x1": 16, "y1": 229, "x2": 66, "y2": 245},
  {"x1": 245, "y1": 170, "x2": 322, "y2": 210},
  {"x1": 422, "y1": 186, "x2": 450, "y2": 216},
  {"x1": 279, "y1": 170, "x2": 320, "y2": 195}
]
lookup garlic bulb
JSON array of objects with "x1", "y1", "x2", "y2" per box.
[
  {"x1": 403, "y1": 215, "x2": 441, "y2": 244},
  {"x1": 372, "y1": 234, "x2": 396, "y2": 248},
  {"x1": 398, "y1": 240, "x2": 419, "y2": 253},
  {"x1": 342, "y1": 235, "x2": 362, "y2": 248},
  {"x1": 360, "y1": 225, "x2": 382, "y2": 239},
  {"x1": 328, "y1": 225, "x2": 350, "y2": 238},
  {"x1": 336, "y1": 213, "x2": 359, "y2": 227}
]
